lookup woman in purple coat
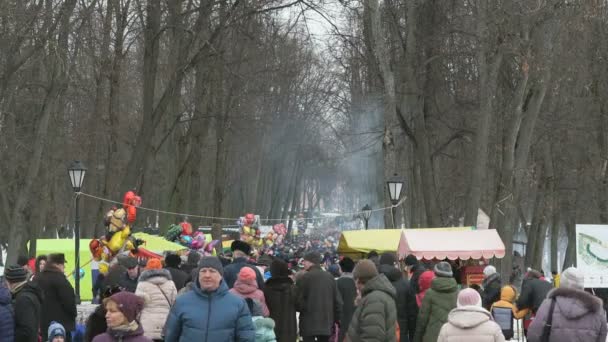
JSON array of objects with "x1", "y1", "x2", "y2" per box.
[
  {"x1": 528, "y1": 267, "x2": 607, "y2": 342},
  {"x1": 92, "y1": 292, "x2": 152, "y2": 342}
]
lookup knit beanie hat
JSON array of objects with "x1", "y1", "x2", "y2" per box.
[
  {"x1": 269, "y1": 259, "x2": 290, "y2": 278},
  {"x1": 198, "y1": 256, "x2": 224, "y2": 276},
  {"x1": 404, "y1": 255, "x2": 418, "y2": 266},
  {"x1": 303, "y1": 251, "x2": 322, "y2": 265},
  {"x1": 353, "y1": 259, "x2": 379, "y2": 281},
  {"x1": 483, "y1": 265, "x2": 497, "y2": 277},
  {"x1": 145, "y1": 258, "x2": 162, "y2": 270},
  {"x1": 457, "y1": 288, "x2": 482, "y2": 307},
  {"x1": 379, "y1": 252, "x2": 397, "y2": 266},
  {"x1": 434, "y1": 261, "x2": 453, "y2": 278},
  {"x1": 106, "y1": 292, "x2": 144, "y2": 323},
  {"x1": 560, "y1": 267, "x2": 585, "y2": 290},
  {"x1": 165, "y1": 254, "x2": 182, "y2": 268},
  {"x1": 238, "y1": 266, "x2": 257, "y2": 281},
  {"x1": 4, "y1": 265, "x2": 28, "y2": 283},
  {"x1": 48, "y1": 321, "x2": 66, "y2": 341}
]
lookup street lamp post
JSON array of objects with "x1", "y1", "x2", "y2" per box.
[
  {"x1": 361, "y1": 204, "x2": 372, "y2": 230},
  {"x1": 68, "y1": 160, "x2": 87, "y2": 304},
  {"x1": 387, "y1": 175, "x2": 404, "y2": 228}
]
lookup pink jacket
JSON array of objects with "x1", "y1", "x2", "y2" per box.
[{"x1": 230, "y1": 278, "x2": 270, "y2": 317}]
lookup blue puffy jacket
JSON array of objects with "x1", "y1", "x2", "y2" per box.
[
  {"x1": 164, "y1": 279, "x2": 255, "y2": 342},
  {"x1": 0, "y1": 285, "x2": 15, "y2": 342}
]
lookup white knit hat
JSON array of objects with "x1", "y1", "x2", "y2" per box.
[
  {"x1": 483, "y1": 265, "x2": 497, "y2": 277},
  {"x1": 560, "y1": 267, "x2": 584, "y2": 290},
  {"x1": 457, "y1": 288, "x2": 482, "y2": 307}
]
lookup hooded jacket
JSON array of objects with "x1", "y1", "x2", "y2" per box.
[
  {"x1": 527, "y1": 288, "x2": 608, "y2": 342},
  {"x1": 379, "y1": 264, "x2": 417, "y2": 342},
  {"x1": 416, "y1": 271, "x2": 435, "y2": 308},
  {"x1": 0, "y1": 286, "x2": 14, "y2": 342},
  {"x1": 263, "y1": 277, "x2": 297, "y2": 342},
  {"x1": 230, "y1": 277, "x2": 270, "y2": 317},
  {"x1": 253, "y1": 317, "x2": 277, "y2": 342},
  {"x1": 164, "y1": 278, "x2": 255, "y2": 342},
  {"x1": 413, "y1": 276, "x2": 458, "y2": 342},
  {"x1": 437, "y1": 306, "x2": 505, "y2": 342},
  {"x1": 490, "y1": 285, "x2": 528, "y2": 319},
  {"x1": 481, "y1": 273, "x2": 501, "y2": 311},
  {"x1": 135, "y1": 269, "x2": 177, "y2": 340},
  {"x1": 37, "y1": 264, "x2": 77, "y2": 339},
  {"x1": 12, "y1": 281, "x2": 43, "y2": 342},
  {"x1": 91, "y1": 322, "x2": 152, "y2": 342},
  {"x1": 346, "y1": 274, "x2": 398, "y2": 342},
  {"x1": 224, "y1": 258, "x2": 265, "y2": 290}
]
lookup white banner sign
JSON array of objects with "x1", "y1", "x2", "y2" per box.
[{"x1": 576, "y1": 224, "x2": 608, "y2": 288}]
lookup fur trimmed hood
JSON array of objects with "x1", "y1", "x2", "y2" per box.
[
  {"x1": 549, "y1": 287, "x2": 603, "y2": 318},
  {"x1": 139, "y1": 268, "x2": 172, "y2": 283}
]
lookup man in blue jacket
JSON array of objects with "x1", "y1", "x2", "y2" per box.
[{"x1": 164, "y1": 256, "x2": 255, "y2": 342}]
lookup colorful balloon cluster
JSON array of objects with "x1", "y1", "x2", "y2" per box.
[
  {"x1": 165, "y1": 221, "x2": 219, "y2": 256},
  {"x1": 239, "y1": 213, "x2": 263, "y2": 248},
  {"x1": 263, "y1": 223, "x2": 287, "y2": 248},
  {"x1": 90, "y1": 191, "x2": 143, "y2": 274}
]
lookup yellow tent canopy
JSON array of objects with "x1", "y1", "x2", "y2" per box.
[
  {"x1": 132, "y1": 232, "x2": 189, "y2": 253},
  {"x1": 337, "y1": 227, "x2": 474, "y2": 259}
]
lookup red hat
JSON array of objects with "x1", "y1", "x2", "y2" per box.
[
  {"x1": 238, "y1": 266, "x2": 257, "y2": 281},
  {"x1": 145, "y1": 258, "x2": 162, "y2": 270}
]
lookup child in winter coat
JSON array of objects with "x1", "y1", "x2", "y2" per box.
[
  {"x1": 245, "y1": 298, "x2": 277, "y2": 342},
  {"x1": 490, "y1": 285, "x2": 528, "y2": 340},
  {"x1": 48, "y1": 321, "x2": 67, "y2": 342},
  {"x1": 230, "y1": 267, "x2": 270, "y2": 316}
]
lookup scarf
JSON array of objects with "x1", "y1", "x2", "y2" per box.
[{"x1": 110, "y1": 321, "x2": 139, "y2": 333}]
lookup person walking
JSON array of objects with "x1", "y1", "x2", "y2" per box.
[
  {"x1": 164, "y1": 256, "x2": 255, "y2": 342},
  {"x1": 295, "y1": 251, "x2": 342, "y2": 342},
  {"x1": 527, "y1": 267, "x2": 607, "y2": 342},
  {"x1": 230, "y1": 267, "x2": 270, "y2": 316},
  {"x1": 119, "y1": 257, "x2": 140, "y2": 293},
  {"x1": 516, "y1": 268, "x2": 553, "y2": 335},
  {"x1": 378, "y1": 253, "x2": 417, "y2": 342},
  {"x1": 336, "y1": 257, "x2": 357, "y2": 342},
  {"x1": 223, "y1": 241, "x2": 265, "y2": 289},
  {"x1": 181, "y1": 252, "x2": 200, "y2": 283},
  {"x1": 164, "y1": 254, "x2": 188, "y2": 292},
  {"x1": 85, "y1": 286, "x2": 122, "y2": 342},
  {"x1": 4, "y1": 265, "x2": 43, "y2": 342},
  {"x1": 48, "y1": 322, "x2": 67, "y2": 342},
  {"x1": 92, "y1": 291, "x2": 152, "y2": 342},
  {"x1": 404, "y1": 255, "x2": 426, "y2": 295},
  {"x1": 37, "y1": 253, "x2": 77, "y2": 342},
  {"x1": 264, "y1": 259, "x2": 297, "y2": 342},
  {"x1": 481, "y1": 266, "x2": 502, "y2": 311},
  {"x1": 413, "y1": 261, "x2": 458, "y2": 342},
  {"x1": 135, "y1": 259, "x2": 177, "y2": 341},
  {"x1": 437, "y1": 288, "x2": 505, "y2": 342},
  {"x1": 0, "y1": 283, "x2": 14, "y2": 342},
  {"x1": 415, "y1": 271, "x2": 435, "y2": 308},
  {"x1": 346, "y1": 260, "x2": 397, "y2": 342},
  {"x1": 490, "y1": 285, "x2": 528, "y2": 340}
]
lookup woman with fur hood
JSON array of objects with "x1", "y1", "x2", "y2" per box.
[
  {"x1": 527, "y1": 267, "x2": 607, "y2": 342},
  {"x1": 135, "y1": 259, "x2": 177, "y2": 341},
  {"x1": 437, "y1": 288, "x2": 505, "y2": 342}
]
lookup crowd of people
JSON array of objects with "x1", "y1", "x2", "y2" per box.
[{"x1": 1, "y1": 237, "x2": 607, "y2": 342}]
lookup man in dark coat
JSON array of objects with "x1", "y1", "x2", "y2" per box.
[
  {"x1": 223, "y1": 240, "x2": 265, "y2": 289},
  {"x1": 336, "y1": 257, "x2": 357, "y2": 342},
  {"x1": 516, "y1": 269, "x2": 553, "y2": 314},
  {"x1": 404, "y1": 255, "x2": 426, "y2": 295},
  {"x1": 0, "y1": 284, "x2": 14, "y2": 342},
  {"x1": 4, "y1": 265, "x2": 42, "y2": 342},
  {"x1": 379, "y1": 253, "x2": 417, "y2": 342},
  {"x1": 117, "y1": 256, "x2": 139, "y2": 293},
  {"x1": 181, "y1": 252, "x2": 201, "y2": 283},
  {"x1": 481, "y1": 265, "x2": 502, "y2": 310},
  {"x1": 164, "y1": 253, "x2": 189, "y2": 291},
  {"x1": 37, "y1": 253, "x2": 77, "y2": 342},
  {"x1": 295, "y1": 251, "x2": 342, "y2": 342},
  {"x1": 264, "y1": 259, "x2": 297, "y2": 342}
]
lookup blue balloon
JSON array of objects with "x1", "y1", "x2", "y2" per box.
[
  {"x1": 74, "y1": 268, "x2": 85, "y2": 279},
  {"x1": 181, "y1": 235, "x2": 193, "y2": 247}
]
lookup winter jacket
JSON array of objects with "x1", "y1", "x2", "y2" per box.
[
  {"x1": 295, "y1": 265, "x2": 343, "y2": 337},
  {"x1": 527, "y1": 288, "x2": 608, "y2": 342},
  {"x1": 346, "y1": 274, "x2": 397, "y2": 342},
  {"x1": 165, "y1": 267, "x2": 189, "y2": 292},
  {"x1": 437, "y1": 306, "x2": 505, "y2": 342},
  {"x1": 12, "y1": 281, "x2": 43, "y2": 342},
  {"x1": 253, "y1": 317, "x2": 277, "y2": 342},
  {"x1": 224, "y1": 257, "x2": 265, "y2": 290},
  {"x1": 409, "y1": 264, "x2": 427, "y2": 295},
  {"x1": 91, "y1": 322, "x2": 153, "y2": 342},
  {"x1": 0, "y1": 286, "x2": 14, "y2": 342},
  {"x1": 85, "y1": 305, "x2": 107, "y2": 342},
  {"x1": 379, "y1": 264, "x2": 417, "y2": 342},
  {"x1": 164, "y1": 278, "x2": 255, "y2": 342},
  {"x1": 336, "y1": 275, "x2": 357, "y2": 342},
  {"x1": 481, "y1": 273, "x2": 501, "y2": 311},
  {"x1": 413, "y1": 276, "x2": 458, "y2": 342},
  {"x1": 490, "y1": 285, "x2": 528, "y2": 320},
  {"x1": 135, "y1": 269, "x2": 177, "y2": 340},
  {"x1": 263, "y1": 276, "x2": 297, "y2": 342},
  {"x1": 516, "y1": 277, "x2": 552, "y2": 314},
  {"x1": 415, "y1": 271, "x2": 435, "y2": 307},
  {"x1": 37, "y1": 264, "x2": 77, "y2": 339},
  {"x1": 119, "y1": 272, "x2": 139, "y2": 293},
  {"x1": 230, "y1": 278, "x2": 270, "y2": 317}
]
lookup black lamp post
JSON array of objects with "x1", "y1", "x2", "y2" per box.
[
  {"x1": 361, "y1": 204, "x2": 372, "y2": 230},
  {"x1": 68, "y1": 160, "x2": 86, "y2": 303},
  {"x1": 386, "y1": 174, "x2": 404, "y2": 228}
]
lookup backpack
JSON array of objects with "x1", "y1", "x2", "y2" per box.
[{"x1": 491, "y1": 306, "x2": 514, "y2": 339}]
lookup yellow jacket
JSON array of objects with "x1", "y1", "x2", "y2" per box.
[{"x1": 490, "y1": 285, "x2": 528, "y2": 319}]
